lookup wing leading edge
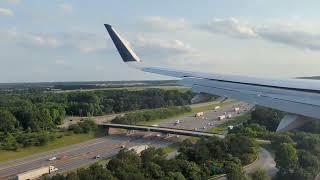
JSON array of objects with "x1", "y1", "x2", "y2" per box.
[{"x1": 104, "y1": 24, "x2": 320, "y2": 131}]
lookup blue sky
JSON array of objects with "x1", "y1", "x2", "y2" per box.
[{"x1": 1, "y1": 0, "x2": 320, "y2": 82}]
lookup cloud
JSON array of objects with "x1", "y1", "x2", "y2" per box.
[
  {"x1": 0, "y1": 8, "x2": 14, "y2": 16},
  {"x1": 257, "y1": 24, "x2": 320, "y2": 50},
  {"x1": 54, "y1": 58, "x2": 68, "y2": 66},
  {"x1": 133, "y1": 35, "x2": 201, "y2": 65},
  {"x1": 199, "y1": 17, "x2": 320, "y2": 51},
  {"x1": 59, "y1": 3, "x2": 73, "y2": 13},
  {"x1": 1, "y1": 30, "x2": 107, "y2": 53},
  {"x1": 141, "y1": 16, "x2": 189, "y2": 31},
  {"x1": 199, "y1": 17, "x2": 257, "y2": 38},
  {"x1": 6, "y1": 0, "x2": 19, "y2": 4}
]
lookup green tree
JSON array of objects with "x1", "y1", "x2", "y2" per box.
[
  {"x1": 275, "y1": 143, "x2": 298, "y2": 175},
  {"x1": 224, "y1": 157, "x2": 247, "y2": 180},
  {"x1": 164, "y1": 172, "x2": 186, "y2": 180},
  {"x1": 2, "y1": 133, "x2": 19, "y2": 150},
  {"x1": 250, "y1": 106, "x2": 284, "y2": 131},
  {"x1": 249, "y1": 169, "x2": 270, "y2": 180},
  {"x1": 0, "y1": 109, "x2": 17, "y2": 132}
]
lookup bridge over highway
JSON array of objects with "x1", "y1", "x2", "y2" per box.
[{"x1": 99, "y1": 123, "x2": 225, "y2": 138}]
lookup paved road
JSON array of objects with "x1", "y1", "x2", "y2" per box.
[
  {"x1": 0, "y1": 133, "x2": 178, "y2": 179},
  {"x1": 0, "y1": 101, "x2": 251, "y2": 179},
  {"x1": 157, "y1": 101, "x2": 253, "y2": 132}
]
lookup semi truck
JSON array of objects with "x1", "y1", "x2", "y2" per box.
[
  {"x1": 195, "y1": 112, "x2": 204, "y2": 117},
  {"x1": 218, "y1": 115, "x2": 226, "y2": 120},
  {"x1": 15, "y1": 166, "x2": 58, "y2": 180}
]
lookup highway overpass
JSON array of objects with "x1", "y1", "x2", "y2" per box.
[{"x1": 99, "y1": 123, "x2": 224, "y2": 138}]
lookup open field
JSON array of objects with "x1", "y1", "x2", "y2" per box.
[{"x1": 161, "y1": 143, "x2": 179, "y2": 154}]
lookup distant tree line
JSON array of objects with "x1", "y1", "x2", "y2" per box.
[
  {"x1": 0, "y1": 89, "x2": 192, "y2": 132},
  {"x1": 112, "y1": 106, "x2": 192, "y2": 125},
  {"x1": 46, "y1": 135, "x2": 258, "y2": 180}
]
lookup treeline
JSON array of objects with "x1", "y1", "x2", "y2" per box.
[
  {"x1": 0, "y1": 89, "x2": 193, "y2": 150},
  {"x1": 46, "y1": 135, "x2": 257, "y2": 180},
  {"x1": 0, "y1": 89, "x2": 192, "y2": 132},
  {"x1": 230, "y1": 106, "x2": 320, "y2": 180},
  {"x1": 0, "y1": 119, "x2": 97, "y2": 151},
  {"x1": 112, "y1": 106, "x2": 192, "y2": 125}
]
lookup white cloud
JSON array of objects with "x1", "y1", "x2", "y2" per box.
[
  {"x1": 1, "y1": 29, "x2": 108, "y2": 53},
  {"x1": 200, "y1": 17, "x2": 257, "y2": 38},
  {"x1": 257, "y1": 24, "x2": 320, "y2": 51},
  {"x1": 54, "y1": 58, "x2": 67, "y2": 66},
  {"x1": 199, "y1": 17, "x2": 320, "y2": 51},
  {"x1": 0, "y1": 8, "x2": 14, "y2": 16},
  {"x1": 30, "y1": 34, "x2": 62, "y2": 48},
  {"x1": 59, "y1": 3, "x2": 73, "y2": 13},
  {"x1": 133, "y1": 35, "x2": 201, "y2": 65},
  {"x1": 6, "y1": 0, "x2": 19, "y2": 4},
  {"x1": 141, "y1": 16, "x2": 189, "y2": 31}
]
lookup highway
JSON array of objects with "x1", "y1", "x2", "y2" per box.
[
  {"x1": 0, "y1": 133, "x2": 178, "y2": 179},
  {"x1": 156, "y1": 101, "x2": 253, "y2": 132},
  {"x1": 0, "y1": 101, "x2": 251, "y2": 179}
]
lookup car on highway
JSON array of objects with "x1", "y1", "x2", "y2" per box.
[
  {"x1": 94, "y1": 155, "x2": 101, "y2": 159},
  {"x1": 48, "y1": 157, "x2": 57, "y2": 161}
]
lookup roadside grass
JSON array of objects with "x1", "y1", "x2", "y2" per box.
[
  {"x1": 161, "y1": 143, "x2": 179, "y2": 154},
  {"x1": 0, "y1": 133, "x2": 96, "y2": 162},
  {"x1": 190, "y1": 100, "x2": 235, "y2": 113},
  {"x1": 208, "y1": 112, "x2": 251, "y2": 133}
]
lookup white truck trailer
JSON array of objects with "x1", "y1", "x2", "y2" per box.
[
  {"x1": 218, "y1": 115, "x2": 226, "y2": 120},
  {"x1": 15, "y1": 166, "x2": 58, "y2": 180},
  {"x1": 234, "y1": 107, "x2": 240, "y2": 113},
  {"x1": 195, "y1": 112, "x2": 204, "y2": 117}
]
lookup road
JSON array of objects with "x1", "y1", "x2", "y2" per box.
[
  {"x1": 156, "y1": 101, "x2": 253, "y2": 132},
  {"x1": 0, "y1": 101, "x2": 251, "y2": 179},
  {"x1": 0, "y1": 133, "x2": 179, "y2": 179}
]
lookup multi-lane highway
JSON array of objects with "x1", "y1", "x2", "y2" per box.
[
  {"x1": 0, "y1": 101, "x2": 252, "y2": 179},
  {"x1": 0, "y1": 133, "x2": 177, "y2": 179},
  {"x1": 156, "y1": 101, "x2": 253, "y2": 131}
]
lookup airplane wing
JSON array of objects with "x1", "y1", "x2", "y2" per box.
[{"x1": 104, "y1": 24, "x2": 320, "y2": 132}]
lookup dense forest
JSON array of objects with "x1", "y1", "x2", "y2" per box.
[
  {"x1": 46, "y1": 135, "x2": 258, "y2": 180},
  {"x1": 230, "y1": 106, "x2": 320, "y2": 180},
  {"x1": 0, "y1": 89, "x2": 193, "y2": 150},
  {"x1": 112, "y1": 106, "x2": 192, "y2": 125}
]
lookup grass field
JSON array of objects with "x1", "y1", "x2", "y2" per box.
[
  {"x1": 208, "y1": 112, "x2": 251, "y2": 133},
  {"x1": 0, "y1": 133, "x2": 96, "y2": 162},
  {"x1": 161, "y1": 143, "x2": 179, "y2": 154}
]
